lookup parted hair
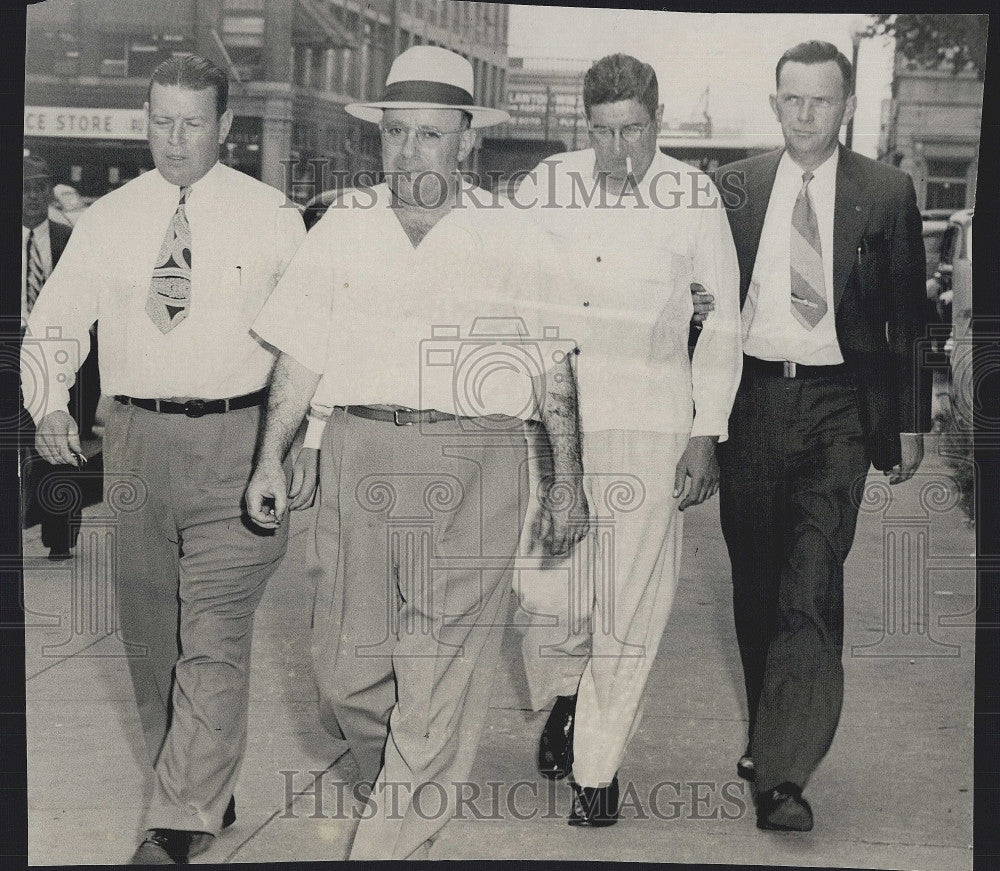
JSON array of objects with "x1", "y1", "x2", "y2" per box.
[
  {"x1": 776, "y1": 40, "x2": 854, "y2": 96},
  {"x1": 583, "y1": 53, "x2": 659, "y2": 121},
  {"x1": 148, "y1": 53, "x2": 229, "y2": 118}
]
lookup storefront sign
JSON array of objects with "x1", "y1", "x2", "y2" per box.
[{"x1": 24, "y1": 106, "x2": 148, "y2": 139}]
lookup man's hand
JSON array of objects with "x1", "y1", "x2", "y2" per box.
[
  {"x1": 288, "y1": 447, "x2": 319, "y2": 510},
  {"x1": 35, "y1": 410, "x2": 83, "y2": 466},
  {"x1": 533, "y1": 476, "x2": 590, "y2": 557},
  {"x1": 691, "y1": 282, "x2": 716, "y2": 327},
  {"x1": 886, "y1": 433, "x2": 924, "y2": 485},
  {"x1": 673, "y1": 435, "x2": 719, "y2": 510},
  {"x1": 245, "y1": 459, "x2": 289, "y2": 528}
]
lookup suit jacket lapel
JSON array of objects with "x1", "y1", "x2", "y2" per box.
[
  {"x1": 739, "y1": 149, "x2": 783, "y2": 304},
  {"x1": 832, "y1": 146, "x2": 871, "y2": 311}
]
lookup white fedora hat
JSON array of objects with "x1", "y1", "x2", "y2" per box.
[{"x1": 346, "y1": 45, "x2": 510, "y2": 128}]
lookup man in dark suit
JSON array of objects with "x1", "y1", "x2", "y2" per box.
[
  {"x1": 20, "y1": 154, "x2": 96, "y2": 559},
  {"x1": 714, "y1": 41, "x2": 931, "y2": 831}
]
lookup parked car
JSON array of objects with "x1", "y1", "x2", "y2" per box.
[
  {"x1": 922, "y1": 210, "x2": 952, "y2": 278},
  {"x1": 941, "y1": 210, "x2": 974, "y2": 430},
  {"x1": 932, "y1": 209, "x2": 974, "y2": 334}
]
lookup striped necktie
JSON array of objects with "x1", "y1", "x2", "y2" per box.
[
  {"x1": 789, "y1": 171, "x2": 828, "y2": 330},
  {"x1": 25, "y1": 228, "x2": 45, "y2": 315},
  {"x1": 147, "y1": 186, "x2": 192, "y2": 333}
]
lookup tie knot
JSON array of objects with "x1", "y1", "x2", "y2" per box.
[
  {"x1": 179, "y1": 186, "x2": 191, "y2": 205},
  {"x1": 801, "y1": 171, "x2": 814, "y2": 186}
]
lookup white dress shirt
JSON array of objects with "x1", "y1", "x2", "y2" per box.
[
  {"x1": 254, "y1": 182, "x2": 571, "y2": 431},
  {"x1": 22, "y1": 219, "x2": 53, "y2": 325},
  {"x1": 23, "y1": 162, "x2": 306, "y2": 423},
  {"x1": 514, "y1": 148, "x2": 743, "y2": 439},
  {"x1": 743, "y1": 148, "x2": 843, "y2": 365}
]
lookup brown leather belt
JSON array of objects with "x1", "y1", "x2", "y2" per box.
[
  {"x1": 743, "y1": 355, "x2": 849, "y2": 380},
  {"x1": 114, "y1": 389, "x2": 267, "y2": 418},
  {"x1": 346, "y1": 405, "x2": 472, "y2": 426}
]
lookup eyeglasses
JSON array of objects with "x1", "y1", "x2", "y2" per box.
[
  {"x1": 380, "y1": 124, "x2": 466, "y2": 146},
  {"x1": 588, "y1": 121, "x2": 652, "y2": 144}
]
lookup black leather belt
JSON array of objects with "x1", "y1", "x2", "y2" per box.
[
  {"x1": 114, "y1": 388, "x2": 267, "y2": 418},
  {"x1": 743, "y1": 355, "x2": 849, "y2": 379},
  {"x1": 346, "y1": 405, "x2": 472, "y2": 426}
]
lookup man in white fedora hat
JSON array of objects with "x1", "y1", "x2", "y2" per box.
[{"x1": 245, "y1": 45, "x2": 589, "y2": 859}]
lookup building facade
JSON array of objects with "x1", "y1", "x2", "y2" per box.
[
  {"x1": 879, "y1": 51, "x2": 982, "y2": 211},
  {"x1": 24, "y1": 0, "x2": 510, "y2": 199}
]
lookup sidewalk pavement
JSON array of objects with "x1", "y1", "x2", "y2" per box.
[{"x1": 24, "y1": 434, "x2": 974, "y2": 867}]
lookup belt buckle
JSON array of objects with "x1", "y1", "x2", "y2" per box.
[
  {"x1": 783, "y1": 361, "x2": 797, "y2": 378},
  {"x1": 183, "y1": 399, "x2": 207, "y2": 418},
  {"x1": 393, "y1": 408, "x2": 413, "y2": 426}
]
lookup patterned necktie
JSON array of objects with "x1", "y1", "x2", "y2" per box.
[
  {"x1": 790, "y1": 171, "x2": 828, "y2": 329},
  {"x1": 25, "y1": 228, "x2": 45, "y2": 315},
  {"x1": 147, "y1": 186, "x2": 192, "y2": 333}
]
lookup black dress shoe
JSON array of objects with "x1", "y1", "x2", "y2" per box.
[
  {"x1": 222, "y1": 795, "x2": 236, "y2": 829},
  {"x1": 128, "y1": 829, "x2": 199, "y2": 865},
  {"x1": 756, "y1": 782, "x2": 813, "y2": 832},
  {"x1": 48, "y1": 547, "x2": 73, "y2": 561},
  {"x1": 737, "y1": 753, "x2": 755, "y2": 782},
  {"x1": 538, "y1": 693, "x2": 576, "y2": 780},
  {"x1": 568, "y1": 775, "x2": 619, "y2": 827}
]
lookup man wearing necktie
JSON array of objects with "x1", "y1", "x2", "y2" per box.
[
  {"x1": 715, "y1": 41, "x2": 930, "y2": 831},
  {"x1": 20, "y1": 154, "x2": 85, "y2": 559},
  {"x1": 22, "y1": 55, "x2": 306, "y2": 864}
]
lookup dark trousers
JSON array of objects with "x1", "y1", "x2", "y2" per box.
[
  {"x1": 20, "y1": 447, "x2": 82, "y2": 552},
  {"x1": 718, "y1": 365, "x2": 871, "y2": 794},
  {"x1": 18, "y1": 327, "x2": 101, "y2": 552}
]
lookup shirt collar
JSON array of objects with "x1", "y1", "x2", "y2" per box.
[
  {"x1": 23, "y1": 219, "x2": 50, "y2": 241},
  {"x1": 151, "y1": 159, "x2": 223, "y2": 200},
  {"x1": 778, "y1": 146, "x2": 839, "y2": 186}
]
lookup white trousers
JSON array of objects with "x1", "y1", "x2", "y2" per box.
[{"x1": 515, "y1": 426, "x2": 687, "y2": 787}]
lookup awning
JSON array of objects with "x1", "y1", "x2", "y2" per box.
[{"x1": 294, "y1": 0, "x2": 358, "y2": 50}]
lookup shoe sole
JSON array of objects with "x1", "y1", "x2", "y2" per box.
[
  {"x1": 539, "y1": 765, "x2": 571, "y2": 781},
  {"x1": 756, "y1": 818, "x2": 813, "y2": 832},
  {"x1": 568, "y1": 815, "x2": 618, "y2": 828}
]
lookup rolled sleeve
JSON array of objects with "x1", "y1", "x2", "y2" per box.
[
  {"x1": 252, "y1": 219, "x2": 333, "y2": 375},
  {"x1": 689, "y1": 182, "x2": 743, "y2": 441}
]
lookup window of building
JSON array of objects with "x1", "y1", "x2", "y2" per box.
[
  {"x1": 925, "y1": 158, "x2": 969, "y2": 211},
  {"x1": 26, "y1": 29, "x2": 80, "y2": 76},
  {"x1": 222, "y1": 1, "x2": 265, "y2": 80}
]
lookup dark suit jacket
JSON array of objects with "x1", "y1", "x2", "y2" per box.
[
  {"x1": 49, "y1": 219, "x2": 71, "y2": 265},
  {"x1": 716, "y1": 145, "x2": 932, "y2": 471},
  {"x1": 19, "y1": 220, "x2": 85, "y2": 440}
]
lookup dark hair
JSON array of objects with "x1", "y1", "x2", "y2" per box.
[
  {"x1": 775, "y1": 40, "x2": 854, "y2": 96},
  {"x1": 583, "y1": 53, "x2": 658, "y2": 121},
  {"x1": 148, "y1": 53, "x2": 229, "y2": 118}
]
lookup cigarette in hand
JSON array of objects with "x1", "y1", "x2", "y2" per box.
[{"x1": 626, "y1": 156, "x2": 634, "y2": 178}]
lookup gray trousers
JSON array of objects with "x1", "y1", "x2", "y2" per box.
[
  {"x1": 104, "y1": 400, "x2": 288, "y2": 835},
  {"x1": 310, "y1": 409, "x2": 528, "y2": 859}
]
